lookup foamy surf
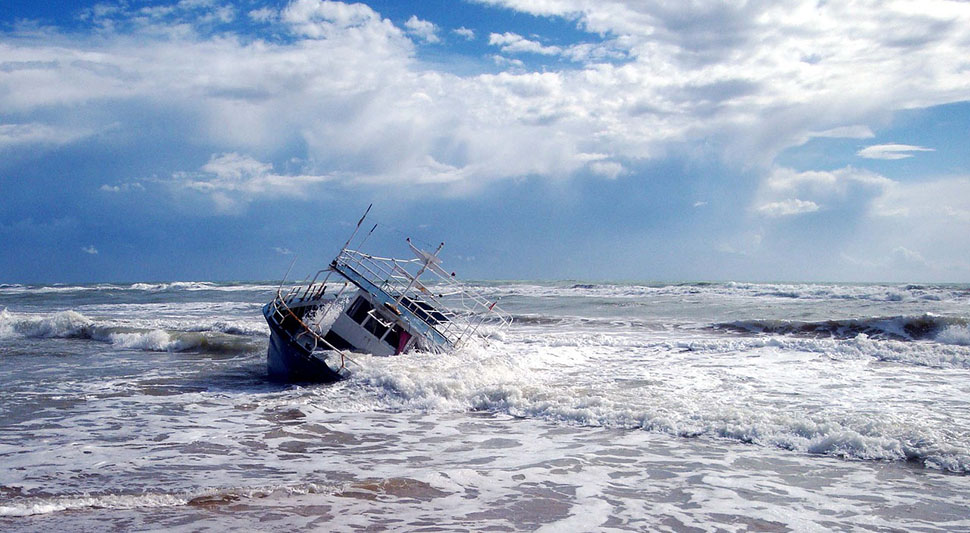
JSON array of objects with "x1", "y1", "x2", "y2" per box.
[
  {"x1": 0, "y1": 309, "x2": 260, "y2": 354},
  {"x1": 340, "y1": 337, "x2": 970, "y2": 473},
  {"x1": 0, "y1": 492, "x2": 190, "y2": 517},
  {"x1": 0, "y1": 482, "x2": 341, "y2": 517},
  {"x1": 3, "y1": 280, "x2": 970, "y2": 531}
]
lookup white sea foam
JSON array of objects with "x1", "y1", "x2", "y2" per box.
[
  {"x1": 0, "y1": 309, "x2": 95, "y2": 339},
  {"x1": 128, "y1": 281, "x2": 277, "y2": 292},
  {"x1": 130, "y1": 282, "x2": 218, "y2": 291},
  {"x1": 0, "y1": 483, "x2": 340, "y2": 517},
  {"x1": 0, "y1": 492, "x2": 189, "y2": 517},
  {"x1": 0, "y1": 281, "x2": 278, "y2": 295},
  {"x1": 0, "y1": 309, "x2": 259, "y2": 354},
  {"x1": 465, "y1": 281, "x2": 969, "y2": 304},
  {"x1": 672, "y1": 333, "x2": 970, "y2": 369},
  {"x1": 334, "y1": 333, "x2": 970, "y2": 472},
  {"x1": 107, "y1": 330, "x2": 176, "y2": 351},
  {"x1": 0, "y1": 308, "x2": 13, "y2": 338},
  {"x1": 937, "y1": 325, "x2": 970, "y2": 346}
]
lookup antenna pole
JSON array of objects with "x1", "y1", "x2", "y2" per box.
[
  {"x1": 277, "y1": 255, "x2": 299, "y2": 296},
  {"x1": 339, "y1": 204, "x2": 373, "y2": 253}
]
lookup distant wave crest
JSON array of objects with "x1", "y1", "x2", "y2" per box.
[
  {"x1": 716, "y1": 314, "x2": 969, "y2": 344},
  {"x1": 467, "y1": 281, "x2": 969, "y2": 303}
]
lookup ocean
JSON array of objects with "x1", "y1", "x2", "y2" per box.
[{"x1": 1, "y1": 280, "x2": 969, "y2": 531}]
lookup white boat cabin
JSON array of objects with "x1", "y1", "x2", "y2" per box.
[{"x1": 324, "y1": 290, "x2": 415, "y2": 356}]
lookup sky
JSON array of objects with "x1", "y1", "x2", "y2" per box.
[{"x1": 1, "y1": 0, "x2": 969, "y2": 283}]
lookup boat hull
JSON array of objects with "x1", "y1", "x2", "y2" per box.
[{"x1": 263, "y1": 303, "x2": 343, "y2": 383}]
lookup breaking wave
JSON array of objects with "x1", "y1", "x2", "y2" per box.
[
  {"x1": 0, "y1": 309, "x2": 259, "y2": 355},
  {"x1": 346, "y1": 341, "x2": 970, "y2": 473},
  {"x1": 0, "y1": 308, "x2": 96, "y2": 339},
  {"x1": 0, "y1": 281, "x2": 278, "y2": 295},
  {"x1": 716, "y1": 314, "x2": 969, "y2": 344},
  {"x1": 127, "y1": 282, "x2": 274, "y2": 292},
  {"x1": 0, "y1": 491, "x2": 189, "y2": 517}
]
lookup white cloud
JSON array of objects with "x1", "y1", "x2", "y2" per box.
[
  {"x1": 487, "y1": 30, "x2": 626, "y2": 63},
  {"x1": 2, "y1": 0, "x2": 969, "y2": 209},
  {"x1": 492, "y1": 54, "x2": 524, "y2": 68},
  {"x1": 560, "y1": 41, "x2": 628, "y2": 63},
  {"x1": 81, "y1": 245, "x2": 98, "y2": 255},
  {"x1": 871, "y1": 176, "x2": 970, "y2": 221},
  {"x1": 282, "y1": 0, "x2": 399, "y2": 40},
  {"x1": 173, "y1": 153, "x2": 333, "y2": 212},
  {"x1": 758, "y1": 172, "x2": 970, "y2": 280},
  {"x1": 100, "y1": 182, "x2": 144, "y2": 193},
  {"x1": 478, "y1": 0, "x2": 970, "y2": 163},
  {"x1": 809, "y1": 125, "x2": 875, "y2": 140},
  {"x1": 78, "y1": 0, "x2": 236, "y2": 34},
  {"x1": 756, "y1": 198, "x2": 819, "y2": 217},
  {"x1": 857, "y1": 143, "x2": 935, "y2": 160},
  {"x1": 588, "y1": 160, "x2": 625, "y2": 179},
  {"x1": 488, "y1": 32, "x2": 562, "y2": 55},
  {"x1": 404, "y1": 15, "x2": 439, "y2": 43},
  {"x1": 453, "y1": 27, "x2": 475, "y2": 40},
  {"x1": 756, "y1": 166, "x2": 895, "y2": 219},
  {"x1": 0, "y1": 123, "x2": 92, "y2": 149},
  {"x1": 248, "y1": 7, "x2": 276, "y2": 23},
  {"x1": 764, "y1": 166, "x2": 894, "y2": 196}
]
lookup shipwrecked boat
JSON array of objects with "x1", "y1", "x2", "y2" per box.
[{"x1": 262, "y1": 207, "x2": 512, "y2": 382}]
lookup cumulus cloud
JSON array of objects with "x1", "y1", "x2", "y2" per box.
[
  {"x1": 487, "y1": 30, "x2": 625, "y2": 62},
  {"x1": 759, "y1": 166, "x2": 895, "y2": 212},
  {"x1": 281, "y1": 0, "x2": 400, "y2": 41},
  {"x1": 2, "y1": 0, "x2": 969, "y2": 211},
  {"x1": 478, "y1": 0, "x2": 970, "y2": 162},
  {"x1": 857, "y1": 143, "x2": 936, "y2": 160},
  {"x1": 453, "y1": 27, "x2": 475, "y2": 40},
  {"x1": 488, "y1": 32, "x2": 562, "y2": 55},
  {"x1": 756, "y1": 199, "x2": 820, "y2": 217},
  {"x1": 404, "y1": 15, "x2": 439, "y2": 43},
  {"x1": 172, "y1": 153, "x2": 333, "y2": 212},
  {"x1": 81, "y1": 245, "x2": 98, "y2": 255}
]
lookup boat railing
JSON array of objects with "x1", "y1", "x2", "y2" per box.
[
  {"x1": 335, "y1": 248, "x2": 512, "y2": 348},
  {"x1": 277, "y1": 269, "x2": 331, "y2": 306},
  {"x1": 265, "y1": 289, "x2": 356, "y2": 371}
]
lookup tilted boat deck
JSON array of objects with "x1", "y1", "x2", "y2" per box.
[{"x1": 263, "y1": 207, "x2": 512, "y2": 382}]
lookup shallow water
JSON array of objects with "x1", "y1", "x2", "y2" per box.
[{"x1": 2, "y1": 281, "x2": 970, "y2": 530}]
